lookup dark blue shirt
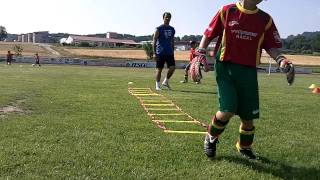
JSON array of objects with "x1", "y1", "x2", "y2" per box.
[{"x1": 156, "y1": 25, "x2": 175, "y2": 55}]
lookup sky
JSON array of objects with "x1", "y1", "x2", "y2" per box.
[{"x1": 1, "y1": 0, "x2": 320, "y2": 38}]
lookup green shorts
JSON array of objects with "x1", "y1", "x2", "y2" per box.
[{"x1": 215, "y1": 61, "x2": 259, "y2": 120}]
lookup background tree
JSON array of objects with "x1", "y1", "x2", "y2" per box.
[
  {"x1": 13, "y1": 45, "x2": 23, "y2": 56},
  {"x1": 134, "y1": 35, "x2": 153, "y2": 42},
  {"x1": 142, "y1": 42, "x2": 153, "y2": 60},
  {"x1": 311, "y1": 34, "x2": 320, "y2": 52},
  {"x1": 181, "y1": 35, "x2": 202, "y2": 42},
  {"x1": 282, "y1": 31, "x2": 320, "y2": 54},
  {"x1": 0, "y1": 26, "x2": 8, "y2": 41}
]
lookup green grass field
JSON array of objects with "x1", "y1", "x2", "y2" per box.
[{"x1": 0, "y1": 64, "x2": 319, "y2": 179}]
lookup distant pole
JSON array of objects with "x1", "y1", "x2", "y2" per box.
[{"x1": 268, "y1": 57, "x2": 272, "y2": 75}]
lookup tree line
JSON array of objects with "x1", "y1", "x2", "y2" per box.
[
  {"x1": 134, "y1": 32, "x2": 320, "y2": 55},
  {"x1": 282, "y1": 31, "x2": 320, "y2": 55},
  {"x1": 130, "y1": 35, "x2": 203, "y2": 43},
  {"x1": 0, "y1": 26, "x2": 7, "y2": 41}
]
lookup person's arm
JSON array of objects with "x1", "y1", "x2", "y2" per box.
[
  {"x1": 266, "y1": 48, "x2": 291, "y2": 68},
  {"x1": 266, "y1": 48, "x2": 281, "y2": 60},
  {"x1": 199, "y1": 35, "x2": 212, "y2": 50},
  {"x1": 152, "y1": 29, "x2": 159, "y2": 60},
  {"x1": 267, "y1": 48, "x2": 295, "y2": 85},
  {"x1": 199, "y1": 8, "x2": 224, "y2": 52}
]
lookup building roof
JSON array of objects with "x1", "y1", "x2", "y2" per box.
[{"x1": 70, "y1": 35, "x2": 140, "y2": 45}]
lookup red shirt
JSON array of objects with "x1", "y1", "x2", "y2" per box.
[
  {"x1": 204, "y1": 2, "x2": 282, "y2": 67},
  {"x1": 189, "y1": 48, "x2": 196, "y2": 62}
]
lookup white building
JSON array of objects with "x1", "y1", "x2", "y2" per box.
[{"x1": 64, "y1": 35, "x2": 140, "y2": 47}]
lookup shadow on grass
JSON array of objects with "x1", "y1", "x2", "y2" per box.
[
  {"x1": 216, "y1": 155, "x2": 320, "y2": 179},
  {"x1": 172, "y1": 89, "x2": 217, "y2": 95}
]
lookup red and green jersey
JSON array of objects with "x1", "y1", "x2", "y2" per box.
[{"x1": 204, "y1": 2, "x2": 282, "y2": 67}]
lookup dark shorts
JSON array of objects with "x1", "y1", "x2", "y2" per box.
[
  {"x1": 215, "y1": 61, "x2": 259, "y2": 120},
  {"x1": 156, "y1": 55, "x2": 175, "y2": 69}
]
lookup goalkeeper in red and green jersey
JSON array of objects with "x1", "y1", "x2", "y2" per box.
[
  {"x1": 200, "y1": 0, "x2": 295, "y2": 160},
  {"x1": 180, "y1": 40, "x2": 197, "y2": 83}
]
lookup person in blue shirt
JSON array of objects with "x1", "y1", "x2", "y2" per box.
[{"x1": 152, "y1": 12, "x2": 176, "y2": 90}]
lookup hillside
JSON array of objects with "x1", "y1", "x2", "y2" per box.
[{"x1": 0, "y1": 42, "x2": 53, "y2": 57}]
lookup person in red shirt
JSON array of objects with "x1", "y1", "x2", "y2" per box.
[
  {"x1": 180, "y1": 40, "x2": 197, "y2": 83},
  {"x1": 200, "y1": 0, "x2": 295, "y2": 160},
  {"x1": 6, "y1": 51, "x2": 13, "y2": 65}
]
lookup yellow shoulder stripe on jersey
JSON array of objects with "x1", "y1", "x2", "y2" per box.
[
  {"x1": 219, "y1": 30, "x2": 227, "y2": 61},
  {"x1": 236, "y1": 2, "x2": 259, "y2": 14},
  {"x1": 256, "y1": 33, "x2": 265, "y2": 66},
  {"x1": 265, "y1": 17, "x2": 273, "y2": 31},
  {"x1": 220, "y1": 8, "x2": 226, "y2": 25}
]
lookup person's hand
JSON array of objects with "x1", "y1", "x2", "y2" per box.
[
  {"x1": 189, "y1": 48, "x2": 210, "y2": 82},
  {"x1": 277, "y1": 56, "x2": 295, "y2": 86},
  {"x1": 194, "y1": 48, "x2": 210, "y2": 72}
]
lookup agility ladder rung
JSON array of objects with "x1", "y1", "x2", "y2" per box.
[{"x1": 129, "y1": 87, "x2": 207, "y2": 134}]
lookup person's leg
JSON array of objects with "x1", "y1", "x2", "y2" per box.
[
  {"x1": 204, "y1": 111, "x2": 234, "y2": 159},
  {"x1": 233, "y1": 65, "x2": 259, "y2": 159},
  {"x1": 238, "y1": 119, "x2": 254, "y2": 148},
  {"x1": 239, "y1": 119, "x2": 254, "y2": 149},
  {"x1": 236, "y1": 119, "x2": 256, "y2": 159},
  {"x1": 156, "y1": 68, "x2": 162, "y2": 90},
  {"x1": 155, "y1": 55, "x2": 165, "y2": 90},
  {"x1": 208, "y1": 111, "x2": 234, "y2": 138},
  {"x1": 204, "y1": 61, "x2": 237, "y2": 158},
  {"x1": 162, "y1": 55, "x2": 175, "y2": 89},
  {"x1": 156, "y1": 68, "x2": 162, "y2": 82},
  {"x1": 181, "y1": 64, "x2": 190, "y2": 83},
  {"x1": 166, "y1": 66, "x2": 175, "y2": 79},
  {"x1": 185, "y1": 63, "x2": 190, "y2": 80}
]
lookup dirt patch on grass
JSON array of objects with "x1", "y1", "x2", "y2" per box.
[
  {"x1": 0, "y1": 98, "x2": 29, "y2": 118},
  {"x1": 0, "y1": 106, "x2": 24, "y2": 113}
]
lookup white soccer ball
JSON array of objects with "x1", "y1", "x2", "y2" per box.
[{"x1": 32, "y1": 64, "x2": 35, "y2": 67}]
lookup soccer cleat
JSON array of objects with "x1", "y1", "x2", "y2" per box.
[
  {"x1": 162, "y1": 82, "x2": 171, "y2": 90},
  {"x1": 180, "y1": 80, "x2": 187, "y2": 83},
  {"x1": 236, "y1": 142, "x2": 257, "y2": 160},
  {"x1": 155, "y1": 86, "x2": 161, "y2": 91},
  {"x1": 204, "y1": 133, "x2": 219, "y2": 159}
]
